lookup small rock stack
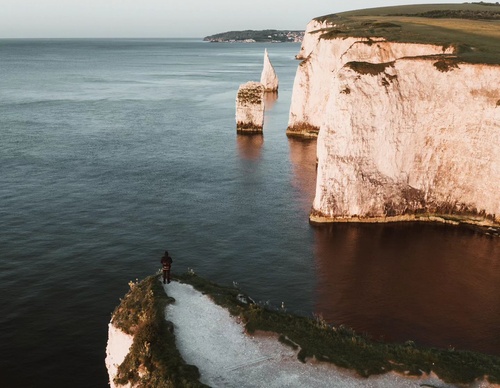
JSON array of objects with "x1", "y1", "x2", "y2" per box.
[
  {"x1": 235, "y1": 81, "x2": 265, "y2": 134},
  {"x1": 260, "y1": 48, "x2": 279, "y2": 92},
  {"x1": 235, "y1": 50, "x2": 279, "y2": 134}
]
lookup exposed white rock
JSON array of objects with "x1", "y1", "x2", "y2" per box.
[
  {"x1": 105, "y1": 323, "x2": 134, "y2": 388},
  {"x1": 165, "y1": 281, "x2": 458, "y2": 388},
  {"x1": 287, "y1": 17, "x2": 500, "y2": 225},
  {"x1": 286, "y1": 19, "x2": 453, "y2": 138},
  {"x1": 260, "y1": 49, "x2": 279, "y2": 92},
  {"x1": 105, "y1": 279, "x2": 498, "y2": 387},
  {"x1": 236, "y1": 81, "x2": 265, "y2": 133},
  {"x1": 312, "y1": 57, "x2": 500, "y2": 225}
]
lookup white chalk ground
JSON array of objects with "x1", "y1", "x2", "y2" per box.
[
  {"x1": 105, "y1": 280, "x2": 494, "y2": 387},
  {"x1": 164, "y1": 280, "x2": 478, "y2": 388},
  {"x1": 105, "y1": 323, "x2": 133, "y2": 388}
]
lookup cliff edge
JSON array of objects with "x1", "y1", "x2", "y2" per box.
[
  {"x1": 106, "y1": 274, "x2": 500, "y2": 387},
  {"x1": 287, "y1": 4, "x2": 500, "y2": 226}
]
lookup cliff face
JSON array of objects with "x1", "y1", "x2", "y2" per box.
[
  {"x1": 291, "y1": 20, "x2": 500, "y2": 225},
  {"x1": 286, "y1": 19, "x2": 453, "y2": 138},
  {"x1": 105, "y1": 323, "x2": 133, "y2": 388}
]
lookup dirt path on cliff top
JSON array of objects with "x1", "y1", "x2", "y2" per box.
[{"x1": 164, "y1": 281, "x2": 466, "y2": 388}]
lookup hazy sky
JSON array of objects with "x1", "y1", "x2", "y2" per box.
[{"x1": 2, "y1": 0, "x2": 463, "y2": 38}]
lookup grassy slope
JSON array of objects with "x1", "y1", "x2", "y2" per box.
[
  {"x1": 110, "y1": 273, "x2": 500, "y2": 386},
  {"x1": 314, "y1": 3, "x2": 500, "y2": 63},
  {"x1": 176, "y1": 273, "x2": 500, "y2": 385},
  {"x1": 111, "y1": 276, "x2": 208, "y2": 388}
]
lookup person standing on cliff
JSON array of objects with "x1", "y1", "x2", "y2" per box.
[{"x1": 161, "y1": 251, "x2": 173, "y2": 284}]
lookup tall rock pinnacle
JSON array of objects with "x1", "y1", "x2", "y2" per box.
[{"x1": 260, "y1": 49, "x2": 279, "y2": 92}]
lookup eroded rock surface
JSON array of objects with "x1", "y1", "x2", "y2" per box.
[
  {"x1": 288, "y1": 19, "x2": 500, "y2": 225},
  {"x1": 260, "y1": 49, "x2": 279, "y2": 92},
  {"x1": 236, "y1": 81, "x2": 265, "y2": 133}
]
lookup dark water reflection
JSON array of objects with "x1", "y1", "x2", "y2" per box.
[
  {"x1": 237, "y1": 134, "x2": 264, "y2": 161},
  {"x1": 263, "y1": 91, "x2": 278, "y2": 110},
  {"x1": 313, "y1": 223, "x2": 500, "y2": 355},
  {"x1": 287, "y1": 138, "x2": 317, "y2": 212},
  {"x1": 286, "y1": 131, "x2": 500, "y2": 356}
]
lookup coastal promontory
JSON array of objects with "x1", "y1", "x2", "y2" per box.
[
  {"x1": 106, "y1": 274, "x2": 500, "y2": 387},
  {"x1": 286, "y1": 3, "x2": 500, "y2": 227},
  {"x1": 204, "y1": 29, "x2": 304, "y2": 43}
]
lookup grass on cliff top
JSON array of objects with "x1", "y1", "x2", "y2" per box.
[
  {"x1": 111, "y1": 273, "x2": 500, "y2": 386},
  {"x1": 176, "y1": 272, "x2": 500, "y2": 385},
  {"x1": 313, "y1": 3, "x2": 500, "y2": 64}
]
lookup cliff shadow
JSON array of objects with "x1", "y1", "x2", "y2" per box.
[
  {"x1": 287, "y1": 138, "x2": 317, "y2": 213},
  {"x1": 311, "y1": 222, "x2": 500, "y2": 356}
]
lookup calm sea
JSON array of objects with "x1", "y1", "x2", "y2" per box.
[{"x1": 1, "y1": 39, "x2": 499, "y2": 388}]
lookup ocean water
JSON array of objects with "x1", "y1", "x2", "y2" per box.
[{"x1": 1, "y1": 39, "x2": 499, "y2": 387}]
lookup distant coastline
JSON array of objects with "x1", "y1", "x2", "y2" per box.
[{"x1": 203, "y1": 29, "x2": 304, "y2": 43}]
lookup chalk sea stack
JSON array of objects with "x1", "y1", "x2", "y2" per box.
[
  {"x1": 236, "y1": 81, "x2": 265, "y2": 133},
  {"x1": 260, "y1": 49, "x2": 279, "y2": 92}
]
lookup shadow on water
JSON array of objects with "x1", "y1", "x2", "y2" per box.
[
  {"x1": 287, "y1": 137, "x2": 317, "y2": 213},
  {"x1": 312, "y1": 222, "x2": 500, "y2": 356},
  {"x1": 286, "y1": 133, "x2": 500, "y2": 357}
]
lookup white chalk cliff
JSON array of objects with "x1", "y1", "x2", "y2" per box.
[
  {"x1": 260, "y1": 49, "x2": 279, "y2": 92},
  {"x1": 105, "y1": 323, "x2": 133, "y2": 388},
  {"x1": 290, "y1": 20, "x2": 500, "y2": 225},
  {"x1": 287, "y1": 19, "x2": 455, "y2": 138}
]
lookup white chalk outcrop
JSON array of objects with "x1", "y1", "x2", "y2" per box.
[
  {"x1": 287, "y1": 18, "x2": 500, "y2": 226},
  {"x1": 312, "y1": 58, "x2": 500, "y2": 225},
  {"x1": 260, "y1": 49, "x2": 279, "y2": 92},
  {"x1": 106, "y1": 279, "x2": 499, "y2": 387},
  {"x1": 105, "y1": 323, "x2": 134, "y2": 388},
  {"x1": 286, "y1": 19, "x2": 453, "y2": 138},
  {"x1": 236, "y1": 81, "x2": 265, "y2": 133}
]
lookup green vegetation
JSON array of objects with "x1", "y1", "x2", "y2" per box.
[
  {"x1": 112, "y1": 276, "x2": 207, "y2": 387},
  {"x1": 203, "y1": 29, "x2": 304, "y2": 43},
  {"x1": 433, "y1": 58, "x2": 461, "y2": 72},
  {"x1": 176, "y1": 272, "x2": 500, "y2": 385},
  {"x1": 313, "y1": 3, "x2": 500, "y2": 64},
  {"x1": 111, "y1": 273, "x2": 500, "y2": 386}
]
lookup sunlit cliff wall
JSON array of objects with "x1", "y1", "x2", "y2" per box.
[{"x1": 289, "y1": 20, "x2": 500, "y2": 225}]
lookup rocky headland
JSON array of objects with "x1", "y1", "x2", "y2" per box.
[
  {"x1": 286, "y1": 3, "x2": 500, "y2": 228},
  {"x1": 204, "y1": 29, "x2": 304, "y2": 43},
  {"x1": 106, "y1": 274, "x2": 500, "y2": 387}
]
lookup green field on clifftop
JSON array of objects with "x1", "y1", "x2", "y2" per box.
[{"x1": 314, "y1": 3, "x2": 500, "y2": 63}]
